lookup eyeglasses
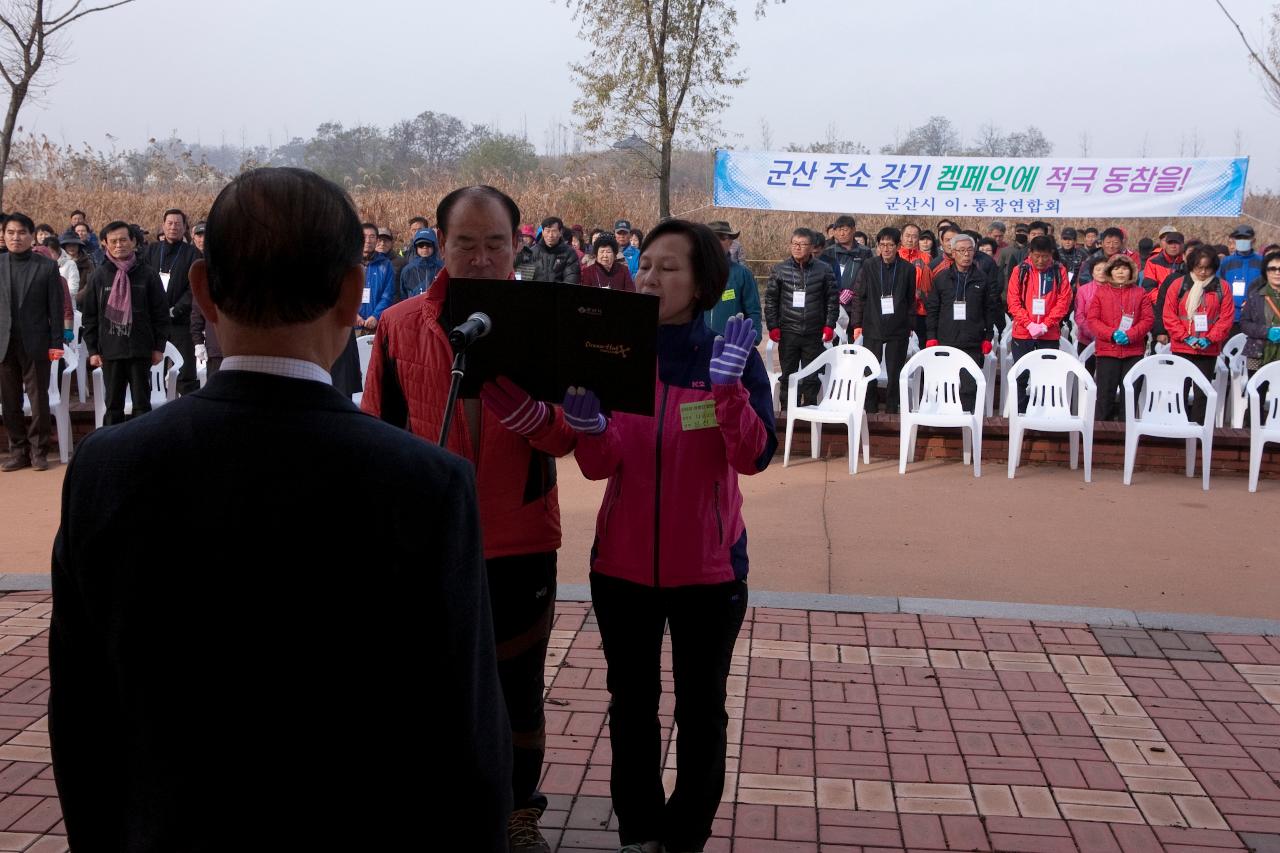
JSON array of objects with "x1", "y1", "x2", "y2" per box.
[
  {"x1": 953, "y1": 247, "x2": 975, "y2": 254},
  {"x1": 790, "y1": 242, "x2": 811, "y2": 249},
  {"x1": 1267, "y1": 267, "x2": 1280, "y2": 273}
]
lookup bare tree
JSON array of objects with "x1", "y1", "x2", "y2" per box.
[
  {"x1": 1078, "y1": 131, "x2": 1090, "y2": 157},
  {"x1": 1214, "y1": 0, "x2": 1280, "y2": 111},
  {"x1": 758, "y1": 117, "x2": 773, "y2": 151},
  {"x1": 1234, "y1": 126, "x2": 1245, "y2": 155},
  {"x1": 0, "y1": 0, "x2": 137, "y2": 207}
]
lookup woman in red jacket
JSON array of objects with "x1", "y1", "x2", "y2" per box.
[
  {"x1": 563, "y1": 219, "x2": 776, "y2": 853},
  {"x1": 1161, "y1": 245, "x2": 1236, "y2": 424},
  {"x1": 1086, "y1": 255, "x2": 1152, "y2": 420}
]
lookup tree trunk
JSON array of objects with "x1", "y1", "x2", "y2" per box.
[
  {"x1": 0, "y1": 80, "x2": 26, "y2": 212},
  {"x1": 658, "y1": 136, "x2": 672, "y2": 219}
]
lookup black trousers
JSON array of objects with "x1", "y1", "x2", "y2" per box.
[
  {"x1": 164, "y1": 321, "x2": 198, "y2": 395},
  {"x1": 948, "y1": 346, "x2": 984, "y2": 414},
  {"x1": 0, "y1": 339, "x2": 51, "y2": 456},
  {"x1": 1094, "y1": 356, "x2": 1141, "y2": 421},
  {"x1": 487, "y1": 551, "x2": 556, "y2": 814},
  {"x1": 778, "y1": 332, "x2": 824, "y2": 407},
  {"x1": 864, "y1": 336, "x2": 908, "y2": 413},
  {"x1": 591, "y1": 572, "x2": 747, "y2": 851},
  {"x1": 102, "y1": 357, "x2": 153, "y2": 426},
  {"x1": 1184, "y1": 354, "x2": 1217, "y2": 426},
  {"x1": 1010, "y1": 338, "x2": 1058, "y2": 414}
]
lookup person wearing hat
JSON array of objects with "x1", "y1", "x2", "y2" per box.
[
  {"x1": 614, "y1": 219, "x2": 643, "y2": 275},
  {"x1": 397, "y1": 228, "x2": 443, "y2": 300},
  {"x1": 1057, "y1": 227, "x2": 1088, "y2": 284},
  {"x1": 189, "y1": 220, "x2": 224, "y2": 380},
  {"x1": 704, "y1": 221, "x2": 762, "y2": 343},
  {"x1": 1141, "y1": 230, "x2": 1185, "y2": 292},
  {"x1": 60, "y1": 234, "x2": 95, "y2": 309},
  {"x1": 514, "y1": 225, "x2": 537, "y2": 281},
  {"x1": 191, "y1": 220, "x2": 207, "y2": 254},
  {"x1": 1218, "y1": 224, "x2": 1265, "y2": 325}
]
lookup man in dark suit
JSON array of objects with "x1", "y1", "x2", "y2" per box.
[
  {"x1": 0, "y1": 212, "x2": 65, "y2": 471},
  {"x1": 143, "y1": 208, "x2": 201, "y2": 394},
  {"x1": 50, "y1": 167, "x2": 512, "y2": 851}
]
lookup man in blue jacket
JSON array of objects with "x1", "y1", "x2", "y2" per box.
[
  {"x1": 397, "y1": 228, "x2": 443, "y2": 301},
  {"x1": 704, "y1": 221, "x2": 762, "y2": 344},
  {"x1": 358, "y1": 222, "x2": 396, "y2": 333},
  {"x1": 1218, "y1": 224, "x2": 1265, "y2": 325}
]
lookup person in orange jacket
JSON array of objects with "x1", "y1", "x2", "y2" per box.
[
  {"x1": 899, "y1": 223, "x2": 934, "y2": 347},
  {"x1": 1007, "y1": 234, "x2": 1073, "y2": 412},
  {"x1": 1161, "y1": 244, "x2": 1237, "y2": 425}
]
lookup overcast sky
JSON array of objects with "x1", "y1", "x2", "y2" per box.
[{"x1": 23, "y1": 0, "x2": 1280, "y2": 188}]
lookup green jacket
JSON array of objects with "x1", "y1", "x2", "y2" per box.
[{"x1": 703, "y1": 260, "x2": 763, "y2": 344}]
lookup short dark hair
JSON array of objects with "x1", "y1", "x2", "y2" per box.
[
  {"x1": 1100, "y1": 227, "x2": 1125, "y2": 242},
  {"x1": 70, "y1": 209, "x2": 86, "y2": 218},
  {"x1": 641, "y1": 219, "x2": 728, "y2": 312},
  {"x1": 1090, "y1": 255, "x2": 1109, "y2": 272},
  {"x1": 435, "y1": 185, "x2": 520, "y2": 235},
  {"x1": 790, "y1": 228, "x2": 813, "y2": 246},
  {"x1": 205, "y1": 167, "x2": 362, "y2": 328},
  {"x1": 162, "y1": 208, "x2": 188, "y2": 227},
  {"x1": 961, "y1": 229, "x2": 982, "y2": 242},
  {"x1": 4, "y1": 212, "x2": 34, "y2": 234},
  {"x1": 1028, "y1": 220, "x2": 1050, "y2": 234},
  {"x1": 876, "y1": 227, "x2": 901, "y2": 245},
  {"x1": 593, "y1": 234, "x2": 619, "y2": 253},
  {"x1": 977, "y1": 237, "x2": 999, "y2": 253},
  {"x1": 360, "y1": 222, "x2": 377, "y2": 234},
  {"x1": 853, "y1": 230, "x2": 868, "y2": 243},
  {"x1": 1084, "y1": 227, "x2": 1099, "y2": 236},
  {"x1": 35, "y1": 223, "x2": 54, "y2": 235},
  {"x1": 1185, "y1": 245, "x2": 1220, "y2": 274},
  {"x1": 100, "y1": 220, "x2": 132, "y2": 243},
  {"x1": 1264, "y1": 250, "x2": 1280, "y2": 274},
  {"x1": 919, "y1": 229, "x2": 937, "y2": 244},
  {"x1": 408, "y1": 215, "x2": 428, "y2": 228},
  {"x1": 629, "y1": 228, "x2": 644, "y2": 243},
  {"x1": 1027, "y1": 235, "x2": 1056, "y2": 254},
  {"x1": 540, "y1": 216, "x2": 564, "y2": 231},
  {"x1": 41, "y1": 236, "x2": 60, "y2": 253},
  {"x1": 833, "y1": 215, "x2": 856, "y2": 229}
]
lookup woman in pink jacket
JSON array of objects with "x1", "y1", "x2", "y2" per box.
[{"x1": 562, "y1": 219, "x2": 776, "y2": 853}]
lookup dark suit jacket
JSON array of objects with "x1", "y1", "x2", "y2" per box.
[
  {"x1": 0, "y1": 252, "x2": 63, "y2": 359},
  {"x1": 142, "y1": 240, "x2": 200, "y2": 325},
  {"x1": 49, "y1": 369, "x2": 511, "y2": 851}
]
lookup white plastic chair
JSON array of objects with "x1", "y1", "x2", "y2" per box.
[
  {"x1": 20, "y1": 349, "x2": 76, "y2": 463},
  {"x1": 898, "y1": 346, "x2": 986, "y2": 477},
  {"x1": 1222, "y1": 333, "x2": 1248, "y2": 428},
  {"x1": 982, "y1": 349, "x2": 997, "y2": 417},
  {"x1": 92, "y1": 352, "x2": 180, "y2": 428},
  {"x1": 1247, "y1": 362, "x2": 1280, "y2": 492},
  {"x1": 998, "y1": 321, "x2": 1015, "y2": 416},
  {"x1": 1122, "y1": 355, "x2": 1217, "y2": 490},
  {"x1": 783, "y1": 345, "x2": 880, "y2": 475},
  {"x1": 761, "y1": 339, "x2": 782, "y2": 415},
  {"x1": 1005, "y1": 349, "x2": 1096, "y2": 482},
  {"x1": 353, "y1": 334, "x2": 377, "y2": 405},
  {"x1": 73, "y1": 308, "x2": 89, "y2": 403}
]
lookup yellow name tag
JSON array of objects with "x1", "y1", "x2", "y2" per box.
[
  {"x1": 721, "y1": 288, "x2": 736, "y2": 302},
  {"x1": 680, "y1": 399, "x2": 718, "y2": 431}
]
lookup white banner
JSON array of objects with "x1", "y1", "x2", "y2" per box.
[{"x1": 713, "y1": 150, "x2": 1249, "y2": 218}]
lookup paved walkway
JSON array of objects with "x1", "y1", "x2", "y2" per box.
[{"x1": 7, "y1": 595, "x2": 1280, "y2": 851}]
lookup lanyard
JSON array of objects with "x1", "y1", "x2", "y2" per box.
[
  {"x1": 955, "y1": 268, "x2": 970, "y2": 300},
  {"x1": 160, "y1": 242, "x2": 181, "y2": 274},
  {"x1": 880, "y1": 259, "x2": 896, "y2": 295}
]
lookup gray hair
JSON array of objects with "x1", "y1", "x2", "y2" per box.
[{"x1": 950, "y1": 233, "x2": 976, "y2": 250}]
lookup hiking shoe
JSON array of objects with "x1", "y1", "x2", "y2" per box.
[
  {"x1": 30, "y1": 454, "x2": 47, "y2": 472},
  {"x1": 508, "y1": 807, "x2": 551, "y2": 853},
  {"x1": 0, "y1": 454, "x2": 30, "y2": 472}
]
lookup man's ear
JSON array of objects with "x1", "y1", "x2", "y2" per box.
[
  {"x1": 331, "y1": 265, "x2": 364, "y2": 327},
  {"x1": 189, "y1": 259, "x2": 218, "y2": 325}
]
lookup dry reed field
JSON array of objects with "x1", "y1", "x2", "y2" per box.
[{"x1": 8, "y1": 171, "x2": 1279, "y2": 263}]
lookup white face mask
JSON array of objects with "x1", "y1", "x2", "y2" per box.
[{"x1": 1236, "y1": 239, "x2": 1253, "y2": 253}]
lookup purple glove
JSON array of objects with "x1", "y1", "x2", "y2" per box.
[
  {"x1": 562, "y1": 386, "x2": 606, "y2": 435},
  {"x1": 480, "y1": 376, "x2": 548, "y2": 437},
  {"x1": 710, "y1": 314, "x2": 755, "y2": 385}
]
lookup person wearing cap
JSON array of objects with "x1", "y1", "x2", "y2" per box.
[
  {"x1": 1218, "y1": 224, "x2": 1265, "y2": 325},
  {"x1": 60, "y1": 234, "x2": 94, "y2": 309},
  {"x1": 529, "y1": 216, "x2": 580, "y2": 284},
  {"x1": 1058, "y1": 228, "x2": 1088, "y2": 285},
  {"x1": 1141, "y1": 229, "x2": 1186, "y2": 293},
  {"x1": 357, "y1": 223, "x2": 396, "y2": 334},
  {"x1": 924, "y1": 233, "x2": 1000, "y2": 413},
  {"x1": 822, "y1": 215, "x2": 871, "y2": 304},
  {"x1": 704, "y1": 221, "x2": 762, "y2": 344},
  {"x1": 765, "y1": 228, "x2": 837, "y2": 407},
  {"x1": 514, "y1": 225, "x2": 537, "y2": 281},
  {"x1": 614, "y1": 219, "x2": 643, "y2": 274},
  {"x1": 189, "y1": 222, "x2": 224, "y2": 380},
  {"x1": 397, "y1": 228, "x2": 443, "y2": 300},
  {"x1": 191, "y1": 220, "x2": 206, "y2": 254},
  {"x1": 374, "y1": 227, "x2": 396, "y2": 260}
]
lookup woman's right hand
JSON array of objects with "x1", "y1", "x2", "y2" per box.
[{"x1": 562, "y1": 386, "x2": 606, "y2": 435}]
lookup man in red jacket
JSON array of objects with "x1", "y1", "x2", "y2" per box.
[
  {"x1": 1007, "y1": 234, "x2": 1073, "y2": 412},
  {"x1": 361, "y1": 186, "x2": 576, "y2": 853}
]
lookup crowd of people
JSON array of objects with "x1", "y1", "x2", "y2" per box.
[{"x1": 2, "y1": 172, "x2": 1276, "y2": 853}]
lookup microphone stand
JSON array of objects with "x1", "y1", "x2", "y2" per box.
[{"x1": 439, "y1": 347, "x2": 467, "y2": 447}]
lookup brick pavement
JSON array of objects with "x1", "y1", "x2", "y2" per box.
[{"x1": 5, "y1": 593, "x2": 1280, "y2": 851}]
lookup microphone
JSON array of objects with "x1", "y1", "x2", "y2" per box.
[{"x1": 449, "y1": 311, "x2": 492, "y2": 352}]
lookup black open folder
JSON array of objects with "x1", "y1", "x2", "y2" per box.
[{"x1": 445, "y1": 278, "x2": 659, "y2": 416}]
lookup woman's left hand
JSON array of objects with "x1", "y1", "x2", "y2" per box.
[{"x1": 710, "y1": 314, "x2": 755, "y2": 385}]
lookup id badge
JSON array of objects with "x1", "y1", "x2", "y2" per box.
[
  {"x1": 880, "y1": 296, "x2": 895, "y2": 314},
  {"x1": 1118, "y1": 314, "x2": 1134, "y2": 332},
  {"x1": 362, "y1": 287, "x2": 371, "y2": 305},
  {"x1": 791, "y1": 290, "x2": 805, "y2": 309},
  {"x1": 1233, "y1": 279, "x2": 1247, "y2": 297},
  {"x1": 953, "y1": 302, "x2": 967, "y2": 321},
  {"x1": 1193, "y1": 313, "x2": 1209, "y2": 332},
  {"x1": 159, "y1": 272, "x2": 171, "y2": 292},
  {"x1": 1031, "y1": 297, "x2": 1047, "y2": 315}
]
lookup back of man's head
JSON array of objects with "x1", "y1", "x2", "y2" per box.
[{"x1": 205, "y1": 167, "x2": 362, "y2": 328}]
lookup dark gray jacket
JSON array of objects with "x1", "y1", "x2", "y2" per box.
[
  {"x1": 529, "y1": 239, "x2": 581, "y2": 284},
  {"x1": 764, "y1": 256, "x2": 838, "y2": 337},
  {"x1": 0, "y1": 251, "x2": 64, "y2": 360},
  {"x1": 82, "y1": 260, "x2": 169, "y2": 361}
]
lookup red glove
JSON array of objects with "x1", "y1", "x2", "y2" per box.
[
  {"x1": 480, "y1": 376, "x2": 548, "y2": 437},
  {"x1": 769, "y1": 328, "x2": 781, "y2": 342},
  {"x1": 822, "y1": 327, "x2": 834, "y2": 343},
  {"x1": 853, "y1": 328, "x2": 863, "y2": 340},
  {"x1": 838, "y1": 288, "x2": 853, "y2": 305},
  {"x1": 925, "y1": 339, "x2": 938, "y2": 348},
  {"x1": 48, "y1": 349, "x2": 63, "y2": 361},
  {"x1": 981, "y1": 340, "x2": 993, "y2": 356}
]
